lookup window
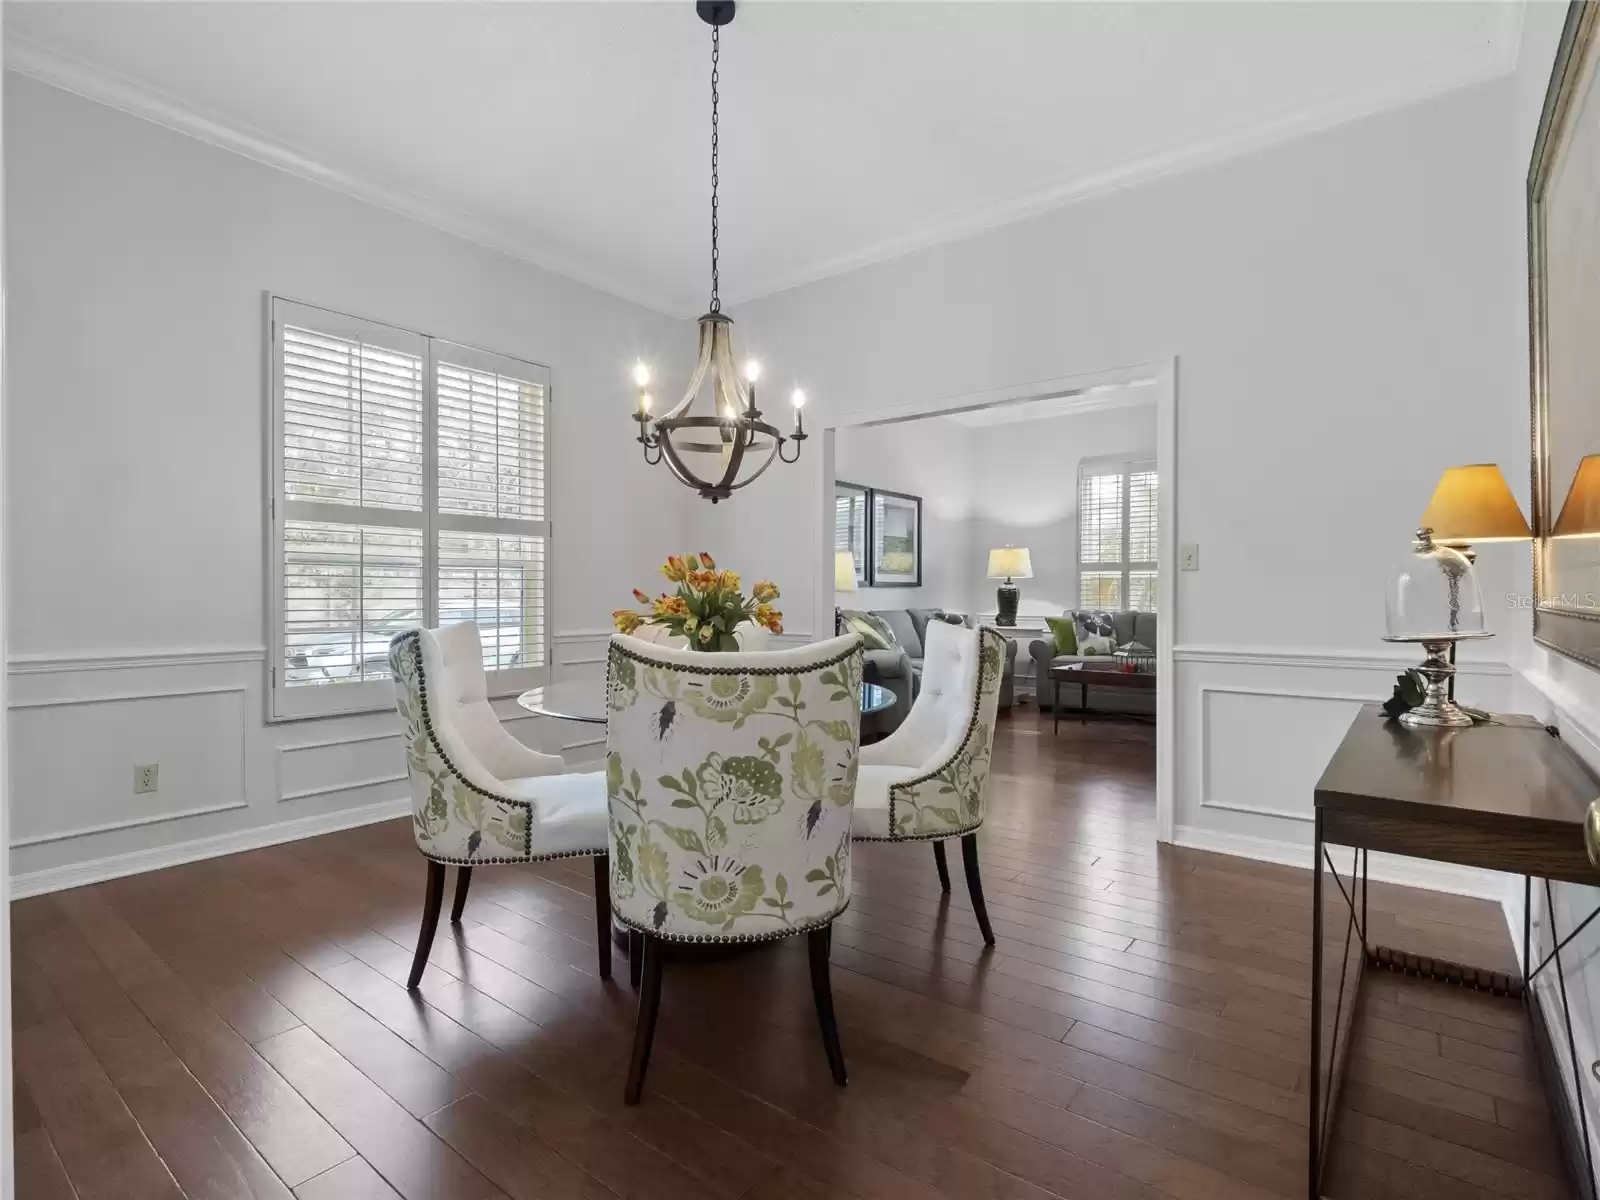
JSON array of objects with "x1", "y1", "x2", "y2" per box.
[
  {"x1": 835, "y1": 480, "x2": 869, "y2": 586},
  {"x1": 270, "y1": 298, "x2": 550, "y2": 719},
  {"x1": 1078, "y1": 457, "x2": 1157, "y2": 612}
]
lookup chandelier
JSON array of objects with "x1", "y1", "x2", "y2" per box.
[{"x1": 631, "y1": 0, "x2": 806, "y2": 504}]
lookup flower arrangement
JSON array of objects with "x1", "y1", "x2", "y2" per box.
[{"x1": 613, "y1": 552, "x2": 782, "y2": 652}]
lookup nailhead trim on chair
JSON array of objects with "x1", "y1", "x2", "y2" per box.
[
  {"x1": 395, "y1": 629, "x2": 606, "y2": 868},
  {"x1": 608, "y1": 635, "x2": 863, "y2": 676},
  {"x1": 612, "y1": 901, "x2": 851, "y2": 945},
  {"x1": 879, "y1": 626, "x2": 1005, "y2": 844}
]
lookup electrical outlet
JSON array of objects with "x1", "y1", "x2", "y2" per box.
[
  {"x1": 134, "y1": 763, "x2": 159, "y2": 794},
  {"x1": 1180, "y1": 543, "x2": 1200, "y2": 571}
]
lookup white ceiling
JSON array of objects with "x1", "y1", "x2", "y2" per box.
[{"x1": 7, "y1": 1, "x2": 1521, "y2": 316}]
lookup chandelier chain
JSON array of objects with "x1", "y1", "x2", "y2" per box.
[{"x1": 709, "y1": 23, "x2": 721, "y2": 313}]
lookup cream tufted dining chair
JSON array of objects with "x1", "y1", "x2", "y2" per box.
[
  {"x1": 389, "y1": 623, "x2": 611, "y2": 990},
  {"x1": 853, "y1": 622, "x2": 1006, "y2": 945},
  {"x1": 605, "y1": 631, "x2": 864, "y2": 1103}
]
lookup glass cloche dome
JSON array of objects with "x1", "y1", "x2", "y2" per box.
[{"x1": 1385, "y1": 529, "x2": 1486, "y2": 641}]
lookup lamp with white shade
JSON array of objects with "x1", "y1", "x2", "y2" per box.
[{"x1": 987, "y1": 547, "x2": 1033, "y2": 627}]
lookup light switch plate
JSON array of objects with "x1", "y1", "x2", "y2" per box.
[{"x1": 1180, "y1": 543, "x2": 1200, "y2": 571}]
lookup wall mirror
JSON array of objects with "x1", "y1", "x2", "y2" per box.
[{"x1": 1532, "y1": 2, "x2": 1600, "y2": 665}]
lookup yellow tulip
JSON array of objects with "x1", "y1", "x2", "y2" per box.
[
  {"x1": 717, "y1": 570, "x2": 741, "y2": 593},
  {"x1": 653, "y1": 594, "x2": 689, "y2": 618},
  {"x1": 660, "y1": 556, "x2": 688, "y2": 582},
  {"x1": 752, "y1": 580, "x2": 779, "y2": 602},
  {"x1": 612, "y1": 609, "x2": 644, "y2": 634}
]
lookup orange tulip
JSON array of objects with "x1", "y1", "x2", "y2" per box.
[
  {"x1": 697, "y1": 551, "x2": 716, "y2": 569},
  {"x1": 660, "y1": 556, "x2": 688, "y2": 582}
]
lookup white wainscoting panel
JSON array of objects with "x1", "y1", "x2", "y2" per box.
[
  {"x1": 277, "y1": 728, "x2": 405, "y2": 802},
  {"x1": 10, "y1": 685, "x2": 248, "y2": 846},
  {"x1": 6, "y1": 629, "x2": 617, "y2": 896},
  {"x1": 1197, "y1": 684, "x2": 1375, "y2": 825},
  {"x1": 1173, "y1": 644, "x2": 1516, "y2": 900}
]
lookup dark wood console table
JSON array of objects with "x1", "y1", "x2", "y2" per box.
[{"x1": 1311, "y1": 705, "x2": 1600, "y2": 1198}]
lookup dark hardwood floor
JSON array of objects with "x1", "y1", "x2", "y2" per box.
[{"x1": 9, "y1": 713, "x2": 1573, "y2": 1199}]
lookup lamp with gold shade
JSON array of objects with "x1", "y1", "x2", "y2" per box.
[
  {"x1": 1397, "y1": 464, "x2": 1531, "y2": 714},
  {"x1": 1553, "y1": 454, "x2": 1600, "y2": 538},
  {"x1": 1418, "y1": 464, "x2": 1532, "y2": 552},
  {"x1": 834, "y1": 550, "x2": 857, "y2": 636}
]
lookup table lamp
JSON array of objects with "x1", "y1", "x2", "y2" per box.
[
  {"x1": 987, "y1": 546, "x2": 1032, "y2": 627},
  {"x1": 1553, "y1": 454, "x2": 1600, "y2": 538},
  {"x1": 1418, "y1": 464, "x2": 1532, "y2": 559},
  {"x1": 1413, "y1": 464, "x2": 1530, "y2": 703},
  {"x1": 834, "y1": 550, "x2": 857, "y2": 636}
]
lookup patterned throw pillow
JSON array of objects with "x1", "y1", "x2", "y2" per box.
[
  {"x1": 842, "y1": 610, "x2": 897, "y2": 651},
  {"x1": 1072, "y1": 610, "x2": 1117, "y2": 656},
  {"x1": 1045, "y1": 616, "x2": 1078, "y2": 655}
]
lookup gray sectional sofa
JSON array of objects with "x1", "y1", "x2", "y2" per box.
[
  {"x1": 1028, "y1": 610, "x2": 1156, "y2": 716},
  {"x1": 846, "y1": 607, "x2": 1016, "y2": 738}
]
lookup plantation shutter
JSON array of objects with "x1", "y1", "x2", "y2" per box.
[
  {"x1": 834, "y1": 482, "x2": 868, "y2": 585},
  {"x1": 275, "y1": 303, "x2": 428, "y2": 718},
  {"x1": 434, "y1": 342, "x2": 551, "y2": 676},
  {"x1": 271, "y1": 299, "x2": 551, "y2": 720},
  {"x1": 1078, "y1": 458, "x2": 1157, "y2": 613}
]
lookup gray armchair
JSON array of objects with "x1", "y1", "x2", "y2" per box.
[
  {"x1": 1030, "y1": 610, "x2": 1156, "y2": 716},
  {"x1": 860, "y1": 643, "x2": 915, "y2": 740}
]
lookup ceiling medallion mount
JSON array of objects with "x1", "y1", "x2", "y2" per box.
[{"x1": 630, "y1": 0, "x2": 807, "y2": 504}]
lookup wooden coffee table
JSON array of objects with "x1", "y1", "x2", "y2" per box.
[{"x1": 1050, "y1": 663, "x2": 1156, "y2": 730}]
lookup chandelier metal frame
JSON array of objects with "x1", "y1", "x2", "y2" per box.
[{"x1": 630, "y1": 0, "x2": 807, "y2": 504}]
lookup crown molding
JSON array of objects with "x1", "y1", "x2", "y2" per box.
[
  {"x1": 3, "y1": 36, "x2": 685, "y2": 317},
  {"x1": 7, "y1": 21, "x2": 1521, "y2": 319},
  {"x1": 723, "y1": 37, "x2": 1520, "y2": 308}
]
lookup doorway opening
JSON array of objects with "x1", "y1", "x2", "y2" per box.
[{"x1": 816, "y1": 361, "x2": 1178, "y2": 840}]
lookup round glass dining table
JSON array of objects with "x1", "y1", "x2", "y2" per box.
[{"x1": 517, "y1": 679, "x2": 896, "y2": 723}]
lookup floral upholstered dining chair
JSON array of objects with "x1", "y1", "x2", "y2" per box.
[
  {"x1": 605, "y1": 631, "x2": 864, "y2": 1103},
  {"x1": 853, "y1": 622, "x2": 1006, "y2": 945},
  {"x1": 390, "y1": 623, "x2": 612, "y2": 991}
]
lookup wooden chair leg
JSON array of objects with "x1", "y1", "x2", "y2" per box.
[
  {"x1": 592, "y1": 854, "x2": 613, "y2": 981},
  {"x1": 932, "y1": 840, "x2": 951, "y2": 892},
  {"x1": 961, "y1": 833, "x2": 996, "y2": 946},
  {"x1": 808, "y1": 925, "x2": 848, "y2": 1086},
  {"x1": 450, "y1": 866, "x2": 472, "y2": 924},
  {"x1": 407, "y1": 861, "x2": 447, "y2": 991},
  {"x1": 625, "y1": 934, "x2": 664, "y2": 1104},
  {"x1": 629, "y1": 930, "x2": 643, "y2": 990}
]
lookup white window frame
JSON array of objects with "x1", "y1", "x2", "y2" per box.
[
  {"x1": 267, "y1": 297, "x2": 553, "y2": 721},
  {"x1": 1077, "y1": 454, "x2": 1157, "y2": 613}
]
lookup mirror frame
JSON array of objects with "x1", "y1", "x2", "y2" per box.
[{"x1": 1531, "y1": 1, "x2": 1600, "y2": 666}]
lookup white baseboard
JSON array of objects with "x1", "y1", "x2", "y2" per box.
[
  {"x1": 1172, "y1": 823, "x2": 1507, "y2": 900},
  {"x1": 10, "y1": 796, "x2": 411, "y2": 900}
]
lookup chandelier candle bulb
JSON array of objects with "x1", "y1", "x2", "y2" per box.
[{"x1": 632, "y1": 361, "x2": 651, "y2": 388}]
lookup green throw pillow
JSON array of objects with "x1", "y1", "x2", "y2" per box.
[
  {"x1": 1045, "y1": 616, "x2": 1077, "y2": 655},
  {"x1": 842, "y1": 611, "x2": 896, "y2": 651}
]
